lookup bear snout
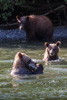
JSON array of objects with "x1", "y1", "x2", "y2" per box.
[
  {"x1": 28, "y1": 63, "x2": 37, "y2": 72},
  {"x1": 49, "y1": 50, "x2": 55, "y2": 56},
  {"x1": 19, "y1": 25, "x2": 23, "y2": 30}
]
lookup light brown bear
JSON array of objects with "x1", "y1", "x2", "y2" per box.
[
  {"x1": 43, "y1": 41, "x2": 61, "y2": 61},
  {"x1": 10, "y1": 52, "x2": 43, "y2": 75},
  {"x1": 16, "y1": 15, "x2": 54, "y2": 41}
]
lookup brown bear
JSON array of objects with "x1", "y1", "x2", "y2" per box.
[
  {"x1": 16, "y1": 15, "x2": 54, "y2": 41},
  {"x1": 10, "y1": 52, "x2": 43, "y2": 75},
  {"x1": 43, "y1": 41, "x2": 61, "y2": 61}
]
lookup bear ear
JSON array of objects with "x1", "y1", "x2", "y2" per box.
[
  {"x1": 45, "y1": 42, "x2": 49, "y2": 47},
  {"x1": 26, "y1": 16, "x2": 29, "y2": 21},
  {"x1": 56, "y1": 41, "x2": 61, "y2": 46},
  {"x1": 16, "y1": 16, "x2": 21, "y2": 23},
  {"x1": 17, "y1": 52, "x2": 23, "y2": 59}
]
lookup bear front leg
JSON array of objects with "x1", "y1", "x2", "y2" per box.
[
  {"x1": 27, "y1": 32, "x2": 36, "y2": 41},
  {"x1": 26, "y1": 34, "x2": 30, "y2": 41}
]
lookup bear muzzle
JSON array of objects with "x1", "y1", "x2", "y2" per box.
[
  {"x1": 28, "y1": 63, "x2": 37, "y2": 72},
  {"x1": 19, "y1": 25, "x2": 23, "y2": 30},
  {"x1": 49, "y1": 50, "x2": 55, "y2": 56}
]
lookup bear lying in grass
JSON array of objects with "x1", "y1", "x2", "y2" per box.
[
  {"x1": 43, "y1": 41, "x2": 61, "y2": 61},
  {"x1": 10, "y1": 52, "x2": 43, "y2": 75},
  {"x1": 16, "y1": 15, "x2": 54, "y2": 41}
]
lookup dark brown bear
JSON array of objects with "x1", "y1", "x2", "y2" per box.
[
  {"x1": 16, "y1": 15, "x2": 54, "y2": 41},
  {"x1": 10, "y1": 52, "x2": 43, "y2": 75},
  {"x1": 43, "y1": 41, "x2": 61, "y2": 61}
]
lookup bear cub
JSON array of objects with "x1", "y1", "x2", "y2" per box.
[
  {"x1": 10, "y1": 52, "x2": 43, "y2": 75},
  {"x1": 43, "y1": 41, "x2": 61, "y2": 61}
]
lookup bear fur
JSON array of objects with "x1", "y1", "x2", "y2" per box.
[
  {"x1": 16, "y1": 15, "x2": 54, "y2": 41},
  {"x1": 10, "y1": 52, "x2": 43, "y2": 75},
  {"x1": 43, "y1": 41, "x2": 61, "y2": 61}
]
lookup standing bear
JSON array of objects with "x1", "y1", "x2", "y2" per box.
[
  {"x1": 16, "y1": 15, "x2": 54, "y2": 41},
  {"x1": 43, "y1": 41, "x2": 61, "y2": 61},
  {"x1": 10, "y1": 52, "x2": 43, "y2": 75}
]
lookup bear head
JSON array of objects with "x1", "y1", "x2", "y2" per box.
[
  {"x1": 43, "y1": 41, "x2": 61, "y2": 61},
  {"x1": 11, "y1": 52, "x2": 43, "y2": 75},
  {"x1": 13, "y1": 52, "x2": 37, "y2": 71},
  {"x1": 45, "y1": 41, "x2": 61, "y2": 57},
  {"x1": 16, "y1": 16, "x2": 30, "y2": 30}
]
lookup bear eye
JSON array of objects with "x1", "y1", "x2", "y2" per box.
[
  {"x1": 53, "y1": 48, "x2": 55, "y2": 51},
  {"x1": 28, "y1": 59, "x2": 31, "y2": 64}
]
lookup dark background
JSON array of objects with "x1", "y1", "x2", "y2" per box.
[{"x1": 0, "y1": 0, "x2": 67, "y2": 26}]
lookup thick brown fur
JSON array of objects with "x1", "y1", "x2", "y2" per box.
[
  {"x1": 16, "y1": 15, "x2": 54, "y2": 41},
  {"x1": 43, "y1": 41, "x2": 61, "y2": 61},
  {"x1": 10, "y1": 52, "x2": 43, "y2": 75}
]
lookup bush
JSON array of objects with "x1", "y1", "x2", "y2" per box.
[
  {"x1": 0, "y1": 0, "x2": 14, "y2": 22},
  {"x1": 0, "y1": 0, "x2": 66, "y2": 25},
  {"x1": 0, "y1": 0, "x2": 26, "y2": 23}
]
